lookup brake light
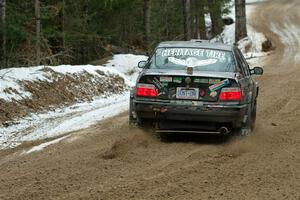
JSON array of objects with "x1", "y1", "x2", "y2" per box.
[
  {"x1": 219, "y1": 87, "x2": 241, "y2": 101},
  {"x1": 136, "y1": 84, "x2": 157, "y2": 97}
]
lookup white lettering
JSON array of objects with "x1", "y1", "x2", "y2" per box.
[{"x1": 161, "y1": 48, "x2": 226, "y2": 61}]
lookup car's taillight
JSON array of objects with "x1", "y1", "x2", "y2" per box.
[
  {"x1": 136, "y1": 84, "x2": 157, "y2": 97},
  {"x1": 219, "y1": 87, "x2": 241, "y2": 101}
]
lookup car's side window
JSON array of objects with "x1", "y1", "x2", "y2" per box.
[
  {"x1": 234, "y1": 50, "x2": 245, "y2": 76},
  {"x1": 237, "y1": 49, "x2": 251, "y2": 76},
  {"x1": 146, "y1": 53, "x2": 156, "y2": 68}
]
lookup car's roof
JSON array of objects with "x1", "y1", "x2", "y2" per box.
[{"x1": 157, "y1": 40, "x2": 233, "y2": 51}]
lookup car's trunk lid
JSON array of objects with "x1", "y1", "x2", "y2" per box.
[{"x1": 137, "y1": 70, "x2": 238, "y2": 102}]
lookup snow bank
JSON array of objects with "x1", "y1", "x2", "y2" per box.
[
  {"x1": 0, "y1": 54, "x2": 146, "y2": 149},
  {"x1": 0, "y1": 65, "x2": 115, "y2": 102},
  {"x1": 0, "y1": 54, "x2": 146, "y2": 102},
  {"x1": 0, "y1": 66, "x2": 47, "y2": 101}
]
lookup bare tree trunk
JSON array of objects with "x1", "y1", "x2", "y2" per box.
[
  {"x1": 35, "y1": 0, "x2": 41, "y2": 65},
  {"x1": 143, "y1": 0, "x2": 151, "y2": 52},
  {"x1": 0, "y1": 0, "x2": 6, "y2": 69},
  {"x1": 182, "y1": 0, "x2": 191, "y2": 40},
  {"x1": 235, "y1": 0, "x2": 247, "y2": 42}
]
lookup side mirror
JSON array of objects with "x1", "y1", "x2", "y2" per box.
[
  {"x1": 138, "y1": 60, "x2": 147, "y2": 68},
  {"x1": 250, "y1": 66, "x2": 264, "y2": 75}
]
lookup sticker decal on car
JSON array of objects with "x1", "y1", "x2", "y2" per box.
[
  {"x1": 209, "y1": 79, "x2": 230, "y2": 91},
  {"x1": 173, "y1": 77, "x2": 182, "y2": 83},
  {"x1": 209, "y1": 91, "x2": 218, "y2": 97},
  {"x1": 194, "y1": 78, "x2": 209, "y2": 83},
  {"x1": 168, "y1": 57, "x2": 218, "y2": 68},
  {"x1": 161, "y1": 82, "x2": 168, "y2": 87},
  {"x1": 160, "y1": 76, "x2": 172, "y2": 82},
  {"x1": 209, "y1": 79, "x2": 221, "y2": 84}
]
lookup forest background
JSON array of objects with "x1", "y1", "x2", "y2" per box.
[{"x1": 0, "y1": 0, "x2": 247, "y2": 68}]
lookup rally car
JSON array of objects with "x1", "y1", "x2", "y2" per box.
[{"x1": 129, "y1": 40, "x2": 263, "y2": 135}]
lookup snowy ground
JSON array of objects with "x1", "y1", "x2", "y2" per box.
[{"x1": 0, "y1": 92, "x2": 130, "y2": 149}]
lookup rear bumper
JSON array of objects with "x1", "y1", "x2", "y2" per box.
[{"x1": 132, "y1": 99, "x2": 248, "y2": 126}]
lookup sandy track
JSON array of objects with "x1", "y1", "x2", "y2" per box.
[{"x1": 1, "y1": 0, "x2": 300, "y2": 199}]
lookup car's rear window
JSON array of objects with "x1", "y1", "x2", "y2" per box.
[{"x1": 149, "y1": 47, "x2": 235, "y2": 72}]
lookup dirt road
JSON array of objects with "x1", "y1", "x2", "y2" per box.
[{"x1": 0, "y1": 0, "x2": 300, "y2": 199}]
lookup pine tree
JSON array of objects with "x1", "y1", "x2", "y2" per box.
[{"x1": 208, "y1": 0, "x2": 224, "y2": 37}]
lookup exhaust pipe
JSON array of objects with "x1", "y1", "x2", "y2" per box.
[{"x1": 218, "y1": 127, "x2": 230, "y2": 135}]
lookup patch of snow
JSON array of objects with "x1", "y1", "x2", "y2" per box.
[
  {"x1": 0, "y1": 66, "x2": 46, "y2": 101},
  {"x1": 104, "y1": 54, "x2": 148, "y2": 86},
  {"x1": 24, "y1": 135, "x2": 69, "y2": 154},
  {"x1": 221, "y1": 23, "x2": 267, "y2": 53},
  {"x1": 0, "y1": 92, "x2": 129, "y2": 149},
  {"x1": 220, "y1": 24, "x2": 235, "y2": 45},
  {"x1": 221, "y1": 0, "x2": 268, "y2": 55},
  {"x1": 205, "y1": 13, "x2": 212, "y2": 34}
]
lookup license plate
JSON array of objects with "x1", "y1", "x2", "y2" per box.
[{"x1": 176, "y1": 87, "x2": 199, "y2": 99}]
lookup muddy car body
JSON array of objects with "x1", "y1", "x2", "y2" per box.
[{"x1": 129, "y1": 40, "x2": 263, "y2": 135}]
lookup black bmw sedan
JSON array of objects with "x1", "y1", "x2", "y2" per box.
[{"x1": 129, "y1": 40, "x2": 263, "y2": 136}]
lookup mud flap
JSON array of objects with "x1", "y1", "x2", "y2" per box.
[
  {"x1": 238, "y1": 103, "x2": 253, "y2": 136},
  {"x1": 239, "y1": 128, "x2": 251, "y2": 136},
  {"x1": 129, "y1": 97, "x2": 139, "y2": 126}
]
